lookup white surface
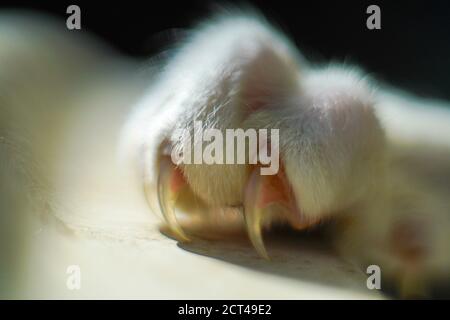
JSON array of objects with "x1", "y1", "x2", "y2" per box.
[{"x1": 9, "y1": 71, "x2": 384, "y2": 300}]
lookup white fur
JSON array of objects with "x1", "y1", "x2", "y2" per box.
[
  {"x1": 121, "y1": 13, "x2": 450, "y2": 295},
  {"x1": 2, "y1": 11, "x2": 450, "y2": 297}
]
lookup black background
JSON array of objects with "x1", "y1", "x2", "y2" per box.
[
  {"x1": 1, "y1": 0, "x2": 450, "y2": 100},
  {"x1": 0, "y1": 299, "x2": 446, "y2": 315}
]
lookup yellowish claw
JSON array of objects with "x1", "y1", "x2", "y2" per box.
[
  {"x1": 243, "y1": 168, "x2": 270, "y2": 260},
  {"x1": 156, "y1": 157, "x2": 190, "y2": 242}
]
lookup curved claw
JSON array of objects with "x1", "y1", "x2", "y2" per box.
[
  {"x1": 156, "y1": 157, "x2": 190, "y2": 242},
  {"x1": 244, "y1": 168, "x2": 270, "y2": 260}
]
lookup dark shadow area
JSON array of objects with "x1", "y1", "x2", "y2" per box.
[{"x1": 173, "y1": 226, "x2": 375, "y2": 295}]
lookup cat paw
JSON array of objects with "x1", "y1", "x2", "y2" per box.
[{"x1": 122, "y1": 15, "x2": 385, "y2": 259}]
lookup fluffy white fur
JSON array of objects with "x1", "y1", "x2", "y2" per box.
[
  {"x1": 120, "y1": 13, "x2": 450, "y2": 296},
  {"x1": 2, "y1": 11, "x2": 450, "y2": 298}
]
